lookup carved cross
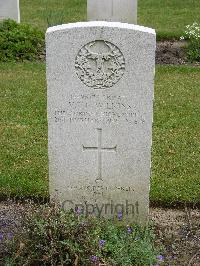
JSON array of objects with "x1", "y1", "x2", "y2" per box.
[{"x1": 83, "y1": 128, "x2": 117, "y2": 181}]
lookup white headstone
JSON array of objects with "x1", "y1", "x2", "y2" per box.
[
  {"x1": 0, "y1": 0, "x2": 20, "y2": 23},
  {"x1": 87, "y1": 0, "x2": 137, "y2": 24},
  {"x1": 46, "y1": 21, "x2": 156, "y2": 224}
]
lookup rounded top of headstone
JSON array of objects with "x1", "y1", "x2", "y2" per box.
[{"x1": 46, "y1": 21, "x2": 156, "y2": 35}]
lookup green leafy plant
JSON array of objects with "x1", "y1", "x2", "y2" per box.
[
  {"x1": 4, "y1": 203, "x2": 161, "y2": 266},
  {"x1": 0, "y1": 19, "x2": 44, "y2": 62},
  {"x1": 180, "y1": 22, "x2": 200, "y2": 62}
]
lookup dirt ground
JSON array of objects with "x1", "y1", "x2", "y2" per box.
[
  {"x1": 151, "y1": 208, "x2": 200, "y2": 266},
  {"x1": 156, "y1": 41, "x2": 200, "y2": 67},
  {"x1": 0, "y1": 201, "x2": 199, "y2": 265}
]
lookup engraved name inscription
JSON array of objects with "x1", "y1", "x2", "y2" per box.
[{"x1": 54, "y1": 93, "x2": 145, "y2": 125}]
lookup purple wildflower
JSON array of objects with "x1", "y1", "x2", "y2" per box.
[
  {"x1": 117, "y1": 212, "x2": 123, "y2": 220},
  {"x1": 156, "y1": 255, "x2": 164, "y2": 262},
  {"x1": 0, "y1": 233, "x2": 3, "y2": 241},
  {"x1": 90, "y1": 255, "x2": 98, "y2": 262},
  {"x1": 75, "y1": 206, "x2": 82, "y2": 215},
  {"x1": 99, "y1": 239, "x2": 106, "y2": 248},
  {"x1": 127, "y1": 227, "x2": 132, "y2": 234}
]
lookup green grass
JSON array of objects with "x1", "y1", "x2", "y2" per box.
[
  {"x1": 139, "y1": 0, "x2": 200, "y2": 39},
  {"x1": 0, "y1": 63, "x2": 199, "y2": 204},
  {"x1": 19, "y1": 0, "x2": 200, "y2": 39},
  {"x1": 0, "y1": 63, "x2": 48, "y2": 198},
  {"x1": 152, "y1": 66, "x2": 200, "y2": 204},
  {"x1": 20, "y1": 0, "x2": 86, "y2": 31}
]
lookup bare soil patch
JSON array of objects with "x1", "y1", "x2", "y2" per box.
[
  {"x1": 0, "y1": 200, "x2": 199, "y2": 265},
  {"x1": 151, "y1": 208, "x2": 200, "y2": 266},
  {"x1": 156, "y1": 41, "x2": 200, "y2": 67}
]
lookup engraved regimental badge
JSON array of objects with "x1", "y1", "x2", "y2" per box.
[{"x1": 75, "y1": 40, "x2": 125, "y2": 89}]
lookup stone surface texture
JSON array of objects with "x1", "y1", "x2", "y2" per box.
[
  {"x1": 46, "y1": 21, "x2": 156, "y2": 224},
  {"x1": 87, "y1": 0, "x2": 137, "y2": 24},
  {"x1": 0, "y1": 0, "x2": 20, "y2": 22}
]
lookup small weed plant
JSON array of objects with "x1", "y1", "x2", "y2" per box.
[
  {"x1": 0, "y1": 19, "x2": 44, "y2": 62},
  {"x1": 181, "y1": 22, "x2": 200, "y2": 62},
  {"x1": 4, "y1": 203, "x2": 162, "y2": 266}
]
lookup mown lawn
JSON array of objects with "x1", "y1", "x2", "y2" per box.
[
  {"x1": 152, "y1": 66, "x2": 200, "y2": 205},
  {"x1": 0, "y1": 63, "x2": 199, "y2": 204},
  {"x1": 139, "y1": 0, "x2": 200, "y2": 39},
  {"x1": 0, "y1": 63, "x2": 48, "y2": 198},
  {"x1": 20, "y1": 0, "x2": 200, "y2": 38}
]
